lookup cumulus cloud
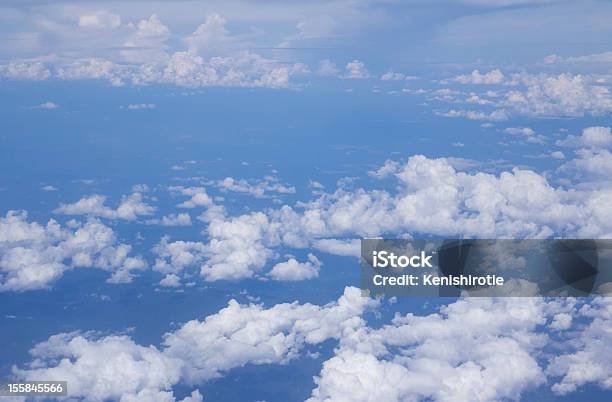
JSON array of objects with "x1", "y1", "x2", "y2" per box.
[
  {"x1": 453, "y1": 69, "x2": 505, "y2": 84},
  {"x1": 308, "y1": 297, "x2": 549, "y2": 402},
  {"x1": 268, "y1": 253, "x2": 321, "y2": 281},
  {"x1": 1, "y1": 61, "x2": 51, "y2": 80},
  {"x1": 317, "y1": 59, "x2": 339, "y2": 76},
  {"x1": 1, "y1": 14, "x2": 307, "y2": 89},
  {"x1": 54, "y1": 193, "x2": 155, "y2": 221},
  {"x1": 380, "y1": 71, "x2": 416, "y2": 81},
  {"x1": 345, "y1": 60, "x2": 369, "y2": 79},
  {"x1": 57, "y1": 58, "x2": 126, "y2": 87},
  {"x1": 121, "y1": 14, "x2": 170, "y2": 64},
  {"x1": 185, "y1": 14, "x2": 231, "y2": 53},
  {"x1": 0, "y1": 211, "x2": 146, "y2": 291},
  {"x1": 556, "y1": 126, "x2": 612, "y2": 149},
  {"x1": 169, "y1": 186, "x2": 213, "y2": 208},
  {"x1": 13, "y1": 287, "x2": 377, "y2": 399},
  {"x1": 216, "y1": 176, "x2": 296, "y2": 198},
  {"x1": 503, "y1": 126, "x2": 546, "y2": 144},
  {"x1": 503, "y1": 73, "x2": 612, "y2": 117},
  {"x1": 155, "y1": 147, "x2": 612, "y2": 283},
  {"x1": 548, "y1": 298, "x2": 612, "y2": 395}
]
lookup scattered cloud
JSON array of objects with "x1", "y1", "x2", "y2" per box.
[
  {"x1": 54, "y1": 193, "x2": 155, "y2": 221},
  {"x1": 0, "y1": 211, "x2": 146, "y2": 291}
]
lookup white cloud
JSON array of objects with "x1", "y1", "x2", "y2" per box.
[
  {"x1": 14, "y1": 332, "x2": 187, "y2": 402},
  {"x1": 121, "y1": 14, "x2": 170, "y2": 64},
  {"x1": 153, "y1": 236, "x2": 207, "y2": 279},
  {"x1": 550, "y1": 151, "x2": 565, "y2": 160},
  {"x1": 556, "y1": 126, "x2": 612, "y2": 149},
  {"x1": 380, "y1": 71, "x2": 408, "y2": 81},
  {"x1": 503, "y1": 126, "x2": 545, "y2": 144},
  {"x1": 133, "y1": 14, "x2": 170, "y2": 38},
  {"x1": 78, "y1": 11, "x2": 122, "y2": 29},
  {"x1": 560, "y1": 148, "x2": 612, "y2": 179},
  {"x1": 504, "y1": 127, "x2": 535, "y2": 136},
  {"x1": 317, "y1": 59, "x2": 339, "y2": 76},
  {"x1": 201, "y1": 212, "x2": 273, "y2": 281},
  {"x1": 41, "y1": 185, "x2": 58, "y2": 191},
  {"x1": 548, "y1": 298, "x2": 612, "y2": 395},
  {"x1": 14, "y1": 287, "x2": 377, "y2": 398},
  {"x1": 309, "y1": 297, "x2": 548, "y2": 402},
  {"x1": 126, "y1": 103, "x2": 156, "y2": 110},
  {"x1": 437, "y1": 109, "x2": 508, "y2": 121},
  {"x1": 0, "y1": 211, "x2": 146, "y2": 291},
  {"x1": 368, "y1": 160, "x2": 400, "y2": 179},
  {"x1": 268, "y1": 253, "x2": 321, "y2": 281},
  {"x1": 186, "y1": 14, "x2": 230, "y2": 53},
  {"x1": 454, "y1": 69, "x2": 505, "y2": 84},
  {"x1": 147, "y1": 213, "x2": 192, "y2": 227},
  {"x1": 170, "y1": 186, "x2": 213, "y2": 208},
  {"x1": 57, "y1": 58, "x2": 126, "y2": 87},
  {"x1": 34, "y1": 101, "x2": 59, "y2": 109},
  {"x1": 54, "y1": 193, "x2": 155, "y2": 221},
  {"x1": 312, "y1": 239, "x2": 360, "y2": 258},
  {"x1": 345, "y1": 60, "x2": 369, "y2": 79},
  {"x1": 216, "y1": 176, "x2": 295, "y2": 198},
  {"x1": 1, "y1": 61, "x2": 51, "y2": 80},
  {"x1": 503, "y1": 73, "x2": 612, "y2": 117},
  {"x1": 544, "y1": 51, "x2": 612, "y2": 64}
]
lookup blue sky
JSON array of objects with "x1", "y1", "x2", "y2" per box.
[{"x1": 1, "y1": 1, "x2": 612, "y2": 401}]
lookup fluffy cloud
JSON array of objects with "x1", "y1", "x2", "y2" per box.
[
  {"x1": 0, "y1": 61, "x2": 51, "y2": 80},
  {"x1": 156, "y1": 146, "x2": 612, "y2": 283},
  {"x1": 216, "y1": 176, "x2": 296, "y2": 198},
  {"x1": 0, "y1": 211, "x2": 146, "y2": 291},
  {"x1": 268, "y1": 253, "x2": 321, "y2": 281},
  {"x1": 453, "y1": 69, "x2": 505, "y2": 84},
  {"x1": 185, "y1": 14, "x2": 231, "y2": 53},
  {"x1": 556, "y1": 126, "x2": 612, "y2": 149},
  {"x1": 317, "y1": 59, "x2": 340, "y2": 76},
  {"x1": 55, "y1": 193, "x2": 155, "y2": 221},
  {"x1": 14, "y1": 332, "x2": 193, "y2": 402},
  {"x1": 503, "y1": 126, "x2": 545, "y2": 144},
  {"x1": 503, "y1": 73, "x2": 612, "y2": 117},
  {"x1": 309, "y1": 297, "x2": 548, "y2": 402},
  {"x1": 13, "y1": 287, "x2": 376, "y2": 399},
  {"x1": 1, "y1": 14, "x2": 307, "y2": 89},
  {"x1": 57, "y1": 58, "x2": 126, "y2": 86},
  {"x1": 547, "y1": 298, "x2": 612, "y2": 395},
  {"x1": 201, "y1": 212, "x2": 274, "y2": 281},
  {"x1": 169, "y1": 186, "x2": 213, "y2": 208},
  {"x1": 345, "y1": 60, "x2": 369, "y2": 79}
]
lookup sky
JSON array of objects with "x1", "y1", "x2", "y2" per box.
[{"x1": 1, "y1": 0, "x2": 612, "y2": 401}]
